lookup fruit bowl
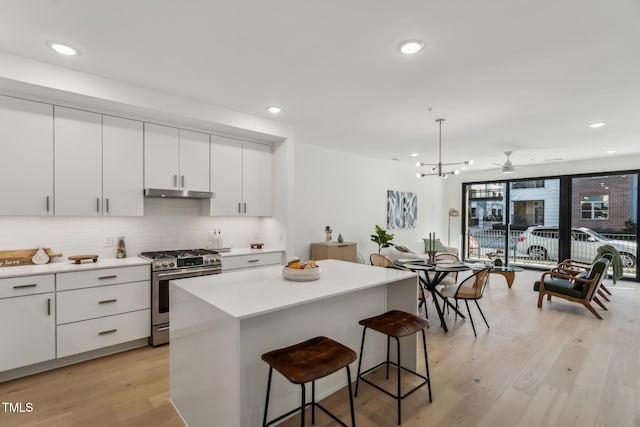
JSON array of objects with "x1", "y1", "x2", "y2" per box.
[{"x1": 282, "y1": 266, "x2": 321, "y2": 282}]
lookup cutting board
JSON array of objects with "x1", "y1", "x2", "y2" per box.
[{"x1": 0, "y1": 248, "x2": 63, "y2": 267}]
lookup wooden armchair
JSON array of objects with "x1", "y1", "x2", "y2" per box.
[
  {"x1": 556, "y1": 258, "x2": 611, "y2": 301},
  {"x1": 535, "y1": 257, "x2": 610, "y2": 319}
]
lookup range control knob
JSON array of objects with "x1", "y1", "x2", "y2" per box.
[
  {"x1": 162, "y1": 262, "x2": 169, "y2": 267},
  {"x1": 169, "y1": 262, "x2": 175, "y2": 267},
  {"x1": 155, "y1": 262, "x2": 162, "y2": 269}
]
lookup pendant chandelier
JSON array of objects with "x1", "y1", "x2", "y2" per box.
[{"x1": 416, "y1": 118, "x2": 473, "y2": 178}]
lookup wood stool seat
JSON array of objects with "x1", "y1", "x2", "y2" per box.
[
  {"x1": 262, "y1": 336, "x2": 357, "y2": 427},
  {"x1": 358, "y1": 310, "x2": 429, "y2": 338},
  {"x1": 262, "y1": 336, "x2": 357, "y2": 384},
  {"x1": 355, "y1": 310, "x2": 432, "y2": 425}
]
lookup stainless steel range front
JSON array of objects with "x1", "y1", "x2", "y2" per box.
[{"x1": 140, "y1": 249, "x2": 222, "y2": 346}]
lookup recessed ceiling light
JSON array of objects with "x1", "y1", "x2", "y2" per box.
[
  {"x1": 398, "y1": 40, "x2": 424, "y2": 55},
  {"x1": 410, "y1": 153, "x2": 419, "y2": 157},
  {"x1": 589, "y1": 122, "x2": 605, "y2": 128},
  {"x1": 606, "y1": 149, "x2": 616, "y2": 154},
  {"x1": 267, "y1": 106, "x2": 282, "y2": 114},
  {"x1": 49, "y1": 42, "x2": 77, "y2": 56}
]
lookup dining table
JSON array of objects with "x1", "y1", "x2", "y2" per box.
[{"x1": 393, "y1": 258, "x2": 471, "y2": 333}]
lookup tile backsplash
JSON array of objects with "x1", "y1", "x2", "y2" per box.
[{"x1": 0, "y1": 199, "x2": 285, "y2": 262}]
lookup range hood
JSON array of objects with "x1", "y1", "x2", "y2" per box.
[{"x1": 144, "y1": 188, "x2": 215, "y2": 199}]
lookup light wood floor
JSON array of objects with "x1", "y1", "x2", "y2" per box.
[{"x1": 1, "y1": 270, "x2": 639, "y2": 426}]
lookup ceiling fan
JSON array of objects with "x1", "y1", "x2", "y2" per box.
[{"x1": 493, "y1": 151, "x2": 516, "y2": 173}]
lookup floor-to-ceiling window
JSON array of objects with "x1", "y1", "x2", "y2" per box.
[
  {"x1": 463, "y1": 172, "x2": 639, "y2": 280},
  {"x1": 571, "y1": 174, "x2": 637, "y2": 274}
]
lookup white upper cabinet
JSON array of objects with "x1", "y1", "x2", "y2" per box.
[
  {"x1": 209, "y1": 136, "x2": 272, "y2": 217},
  {"x1": 144, "y1": 123, "x2": 210, "y2": 192},
  {"x1": 54, "y1": 107, "x2": 103, "y2": 216},
  {"x1": 0, "y1": 95, "x2": 53, "y2": 215},
  {"x1": 242, "y1": 141, "x2": 273, "y2": 217},
  {"x1": 144, "y1": 123, "x2": 179, "y2": 189},
  {"x1": 210, "y1": 136, "x2": 243, "y2": 216},
  {"x1": 179, "y1": 129, "x2": 210, "y2": 192},
  {"x1": 103, "y1": 115, "x2": 144, "y2": 216}
]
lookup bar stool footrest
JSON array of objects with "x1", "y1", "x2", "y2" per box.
[
  {"x1": 265, "y1": 401, "x2": 350, "y2": 427},
  {"x1": 358, "y1": 361, "x2": 430, "y2": 401}
]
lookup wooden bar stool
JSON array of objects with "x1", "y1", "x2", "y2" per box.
[
  {"x1": 354, "y1": 310, "x2": 432, "y2": 425},
  {"x1": 261, "y1": 336, "x2": 357, "y2": 427}
]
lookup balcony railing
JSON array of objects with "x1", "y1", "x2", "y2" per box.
[{"x1": 467, "y1": 228, "x2": 637, "y2": 276}]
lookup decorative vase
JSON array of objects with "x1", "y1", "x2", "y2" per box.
[
  {"x1": 32, "y1": 247, "x2": 49, "y2": 265},
  {"x1": 117, "y1": 236, "x2": 127, "y2": 258},
  {"x1": 324, "y1": 226, "x2": 332, "y2": 242},
  {"x1": 337, "y1": 233, "x2": 344, "y2": 243}
]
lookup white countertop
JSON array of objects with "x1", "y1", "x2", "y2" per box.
[
  {"x1": 0, "y1": 257, "x2": 150, "y2": 279},
  {"x1": 172, "y1": 259, "x2": 416, "y2": 320}
]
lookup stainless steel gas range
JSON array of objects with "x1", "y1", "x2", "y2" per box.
[{"x1": 140, "y1": 249, "x2": 222, "y2": 346}]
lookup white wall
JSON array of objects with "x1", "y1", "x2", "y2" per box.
[{"x1": 290, "y1": 142, "x2": 449, "y2": 262}]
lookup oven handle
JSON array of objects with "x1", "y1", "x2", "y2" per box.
[{"x1": 155, "y1": 267, "x2": 222, "y2": 280}]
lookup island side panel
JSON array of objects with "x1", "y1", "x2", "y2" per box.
[
  {"x1": 386, "y1": 275, "x2": 420, "y2": 368},
  {"x1": 170, "y1": 284, "x2": 242, "y2": 427},
  {"x1": 239, "y1": 285, "x2": 387, "y2": 426}
]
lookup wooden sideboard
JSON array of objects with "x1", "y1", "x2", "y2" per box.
[{"x1": 310, "y1": 242, "x2": 357, "y2": 263}]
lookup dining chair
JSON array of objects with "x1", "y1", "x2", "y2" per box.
[
  {"x1": 439, "y1": 267, "x2": 491, "y2": 337},
  {"x1": 370, "y1": 253, "x2": 395, "y2": 268}
]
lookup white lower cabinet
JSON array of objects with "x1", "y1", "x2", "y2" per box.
[
  {"x1": 0, "y1": 274, "x2": 56, "y2": 372},
  {"x1": 57, "y1": 310, "x2": 150, "y2": 358},
  {"x1": 55, "y1": 265, "x2": 151, "y2": 358},
  {"x1": 221, "y1": 252, "x2": 283, "y2": 271},
  {"x1": 56, "y1": 281, "x2": 150, "y2": 325}
]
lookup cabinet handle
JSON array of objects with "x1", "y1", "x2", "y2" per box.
[
  {"x1": 98, "y1": 329, "x2": 118, "y2": 336},
  {"x1": 238, "y1": 202, "x2": 242, "y2": 214},
  {"x1": 46, "y1": 195, "x2": 50, "y2": 212},
  {"x1": 99, "y1": 299, "x2": 117, "y2": 304},
  {"x1": 181, "y1": 175, "x2": 185, "y2": 188},
  {"x1": 105, "y1": 198, "x2": 110, "y2": 213},
  {"x1": 13, "y1": 284, "x2": 37, "y2": 289},
  {"x1": 243, "y1": 202, "x2": 247, "y2": 214},
  {"x1": 96, "y1": 197, "x2": 100, "y2": 213},
  {"x1": 173, "y1": 174, "x2": 178, "y2": 188},
  {"x1": 98, "y1": 275, "x2": 117, "y2": 280},
  {"x1": 157, "y1": 326, "x2": 170, "y2": 332},
  {"x1": 247, "y1": 259, "x2": 260, "y2": 263},
  {"x1": 47, "y1": 298, "x2": 51, "y2": 316}
]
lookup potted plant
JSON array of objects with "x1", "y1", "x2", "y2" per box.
[{"x1": 371, "y1": 225, "x2": 395, "y2": 254}]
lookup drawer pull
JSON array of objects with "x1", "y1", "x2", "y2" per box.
[
  {"x1": 157, "y1": 326, "x2": 170, "y2": 332},
  {"x1": 98, "y1": 299, "x2": 117, "y2": 304},
  {"x1": 98, "y1": 275, "x2": 117, "y2": 280},
  {"x1": 247, "y1": 259, "x2": 260, "y2": 263},
  {"x1": 99, "y1": 329, "x2": 118, "y2": 336},
  {"x1": 13, "y1": 284, "x2": 37, "y2": 289}
]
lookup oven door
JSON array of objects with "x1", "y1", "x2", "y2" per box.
[{"x1": 151, "y1": 266, "x2": 221, "y2": 345}]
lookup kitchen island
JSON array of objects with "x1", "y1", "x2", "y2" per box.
[{"x1": 169, "y1": 259, "x2": 417, "y2": 427}]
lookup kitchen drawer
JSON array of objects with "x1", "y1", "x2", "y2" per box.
[
  {"x1": 222, "y1": 252, "x2": 282, "y2": 271},
  {"x1": 57, "y1": 281, "x2": 150, "y2": 325},
  {"x1": 57, "y1": 309, "x2": 150, "y2": 358},
  {"x1": 0, "y1": 274, "x2": 55, "y2": 299},
  {"x1": 57, "y1": 265, "x2": 150, "y2": 291}
]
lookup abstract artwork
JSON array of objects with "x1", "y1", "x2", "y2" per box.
[
  {"x1": 387, "y1": 190, "x2": 418, "y2": 229},
  {"x1": 387, "y1": 190, "x2": 404, "y2": 229},
  {"x1": 403, "y1": 192, "x2": 417, "y2": 228}
]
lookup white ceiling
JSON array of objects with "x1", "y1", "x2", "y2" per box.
[{"x1": 1, "y1": 0, "x2": 639, "y2": 172}]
